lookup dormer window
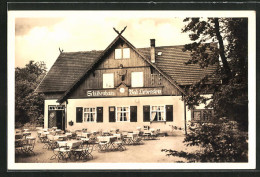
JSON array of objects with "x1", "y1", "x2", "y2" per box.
[{"x1": 115, "y1": 48, "x2": 130, "y2": 59}]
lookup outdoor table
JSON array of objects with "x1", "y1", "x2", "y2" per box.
[
  {"x1": 81, "y1": 138, "x2": 90, "y2": 144},
  {"x1": 113, "y1": 133, "x2": 121, "y2": 139},
  {"x1": 65, "y1": 132, "x2": 72, "y2": 136},
  {"x1": 143, "y1": 132, "x2": 152, "y2": 140},
  {"x1": 26, "y1": 136, "x2": 35, "y2": 140},
  {"x1": 23, "y1": 132, "x2": 31, "y2": 138},
  {"x1": 102, "y1": 131, "x2": 110, "y2": 136},
  {"x1": 54, "y1": 135, "x2": 67, "y2": 141},
  {"x1": 81, "y1": 132, "x2": 91, "y2": 138},
  {"x1": 57, "y1": 140, "x2": 82, "y2": 149},
  {"x1": 125, "y1": 133, "x2": 138, "y2": 145},
  {"x1": 56, "y1": 140, "x2": 82, "y2": 162},
  {"x1": 97, "y1": 136, "x2": 117, "y2": 151}
]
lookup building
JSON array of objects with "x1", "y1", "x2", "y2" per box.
[{"x1": 36, "y1": 32, "x2": 216, "y2": 134}]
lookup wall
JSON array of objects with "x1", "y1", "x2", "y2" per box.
[{"x1": 66, "y1": 96, "x2": 185, "y2": 133}]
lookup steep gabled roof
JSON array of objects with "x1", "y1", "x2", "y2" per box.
[
  {"x1": 36, "y1": 50, "x2": 102, "y2": 93},
  {"x1": 36, "y1": 34, "x2": 217, "y2": 103},
  {"x1": 53, "y1": 34, "x2": 186, "y2": 103},
  {"x1": 138, "y1": 45, "x2": 217, "y2": 85}
]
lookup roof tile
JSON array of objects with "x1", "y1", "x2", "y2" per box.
[{"x1": 36, "y1": 46, "x2": 217, "y2": 93}]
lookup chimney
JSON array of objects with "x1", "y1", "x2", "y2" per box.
[{"x1": 150, "y1": 39, "x2": 155, "y2": 63}]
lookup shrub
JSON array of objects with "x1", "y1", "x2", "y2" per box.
[{"x1": 162, "y1": 118, "x2": 248, "y2": 162}]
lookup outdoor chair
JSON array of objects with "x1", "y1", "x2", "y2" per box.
[
  {"x1": 21, "y1": 138, "x2": 36, "y2": 155},
  {"x1": 15, "y1": 139, "x2": 24, "y2": 154},
  {"x1": 150, "y1": 129, "x2": 159, "y2": 140},
  {"x1": 88, "y1": 136, "x2": 99, "y2": 151},
  {"x1": 15, "y1": 134, "x2": 23, "y2": 140},
  {"x1": 54, "y1": 142, "x2": 71, "y2": 162},
  {"x1": 37, "y1": 131, "x2": 42, "y2": 142},
  {"x1": 98, "y1": 139, "x2": 109, "y2": 152},
  {"x1": 122, "y1": 132, "x2": 132, "y2": 145},
  {"x1": 142, "y1": 130, "x2": 152, "y2": 140},
  {"x1": 132, "y1": 136, "x2": 143, "y2": 145},
  {"x1": 70, "y1": 132, "x2": 77, "y2": 140},
  {"x1": 73, "y1": 143, "x2": 94, "y2": 161},
  {"x1": 46, "y1": 134, "x2": 58, "y2": 149},
  {"x1": 113, "y1": 134, "x2": 126, "y2": 151}
]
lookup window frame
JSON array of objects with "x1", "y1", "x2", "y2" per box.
[
  {"x1": 48, "y1": 105, "x2": 65, "y2": 110},
  {"x1": 150, "y1": 105, "x2": 166, "y2": 122},
  {"x1": 103, "y1": 73, "x2": 114, "y2": 88},
  {"x1": 115, "y1": 48, "x2": 130, "y2": 59},
  {"x1": 116, "y1": 106, "x2": 130, "y2": 122},
  {"x1": 191, "y1": 109, "x2": 214, "y2": 122},
  {"x1": 131, "y1": 72, "x2": 144, "y2": 87},
  {"x1": 83, "y1": 107, "x2": 97, "y2": 123}
]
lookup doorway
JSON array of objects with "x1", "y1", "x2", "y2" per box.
[{"x1": 48, "y1": 105, "x2": 65, "y2": 130}]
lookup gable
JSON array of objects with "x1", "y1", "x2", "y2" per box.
[
  {"x1": 57, "y1": 35, "x2": 185, "y2": 102},
  {"x1": 68, "y1": 40, "x2": 182, "y2": 99},
  {"x1": 96, "y1": 39, "x2": 149, "y2": 69}
]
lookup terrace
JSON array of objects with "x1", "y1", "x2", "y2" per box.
[{"x1": 15, "y1": 128, "x2": 199, "y2": 163}]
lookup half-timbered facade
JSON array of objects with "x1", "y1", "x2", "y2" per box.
[{"x1": 36, "y1": 33, "x2": 216, "y2": 134}]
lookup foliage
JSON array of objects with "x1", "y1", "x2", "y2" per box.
[
  {"x1": 181, "y1": 18, "x2": 248, "y2": 130},
  {"x1": 162, "y1": 118, "x2": 248, "y2": 162},
  {"x1": 15, "y1": 61, "x2": 47, "y2": 125}
]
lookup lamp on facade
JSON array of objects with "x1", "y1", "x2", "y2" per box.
[{"x1": 69, "y1": 120, "x2": 74, "y2": 126}]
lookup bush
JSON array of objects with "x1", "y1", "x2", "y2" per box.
[{"x1": 162, "y1": 118, "x2": 248, "y2": 162}]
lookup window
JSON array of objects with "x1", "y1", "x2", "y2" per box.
[
  {"x1": 151, "y1": 106, "x2": 165, "y2": 121},
  {"x1": 192, "y1": 109, "x2": 214, "y2": 122},
  {"x1": 131, "y1": 72, "x2": 143, "y2": 87},
  {"x1": 48, "y1": 105, "x2": 64, "y2": 110},
  {"x1": 83, "y1": 107, "x2": 96, "y2": 122},
  {"x1": 123, "y1": 48, "x2": 130, "y2": 58},
  {"x1": 103, "y1": 73, "x2": 114, "y2": 88},
  {"x1": 115, "y1": 49, "x2": 122, "y2": 59},
  {"x1": 116, "y1": 106, "x2": 130, "y2": 122},
  {"x1": 115, "y1": 48, "x2": 130, "y2": 59}
]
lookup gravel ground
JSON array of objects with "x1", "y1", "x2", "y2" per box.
[{"x1": 15, "y1": 131, "x2": 199, "y2": 163}]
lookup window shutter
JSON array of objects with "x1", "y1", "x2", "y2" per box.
[
  {"x1": 109, "y1": 106, "x2": 116, "y2": 122},
  {"x1": 143, "y1": 105, "x2": 150, "y2": 122},
  {"x1": 96, "y1": 107, "x2": 103, "y2": 122},
  {"x1": 166, "y1": 105, "x2": 173, "y2": 122},
  {"x1": 76, "y1": 107, "x2": 83, "y2": 123},
  {"x1": 130, "y1": 106, "x2": 137, "y2": 122}
]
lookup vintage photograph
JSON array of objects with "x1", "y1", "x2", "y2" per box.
[{"x1": 8, "y1": 11, "x2": 256, "y2": 170}]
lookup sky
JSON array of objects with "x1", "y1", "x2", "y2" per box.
[{"x1": 14, "y1": 11, "x2": 193, "y2": 70}]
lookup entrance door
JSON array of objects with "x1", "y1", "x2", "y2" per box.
[
  {"x1": 56, "y1": 110, "x2": 65, "y2": 130},
  {"x1": 48, "y1": 105, "x2": 65, "y2": 130}
]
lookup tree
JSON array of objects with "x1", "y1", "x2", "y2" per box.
[
  {"x1": 162, "y1": 118, "x2": 248, "y2": 162},
  {"x1": 15, "y1": 60, "x2": 47, "y2": 126},
  {"x1": 181, "y1": 18, "x2": 248, "y2": 130}
]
